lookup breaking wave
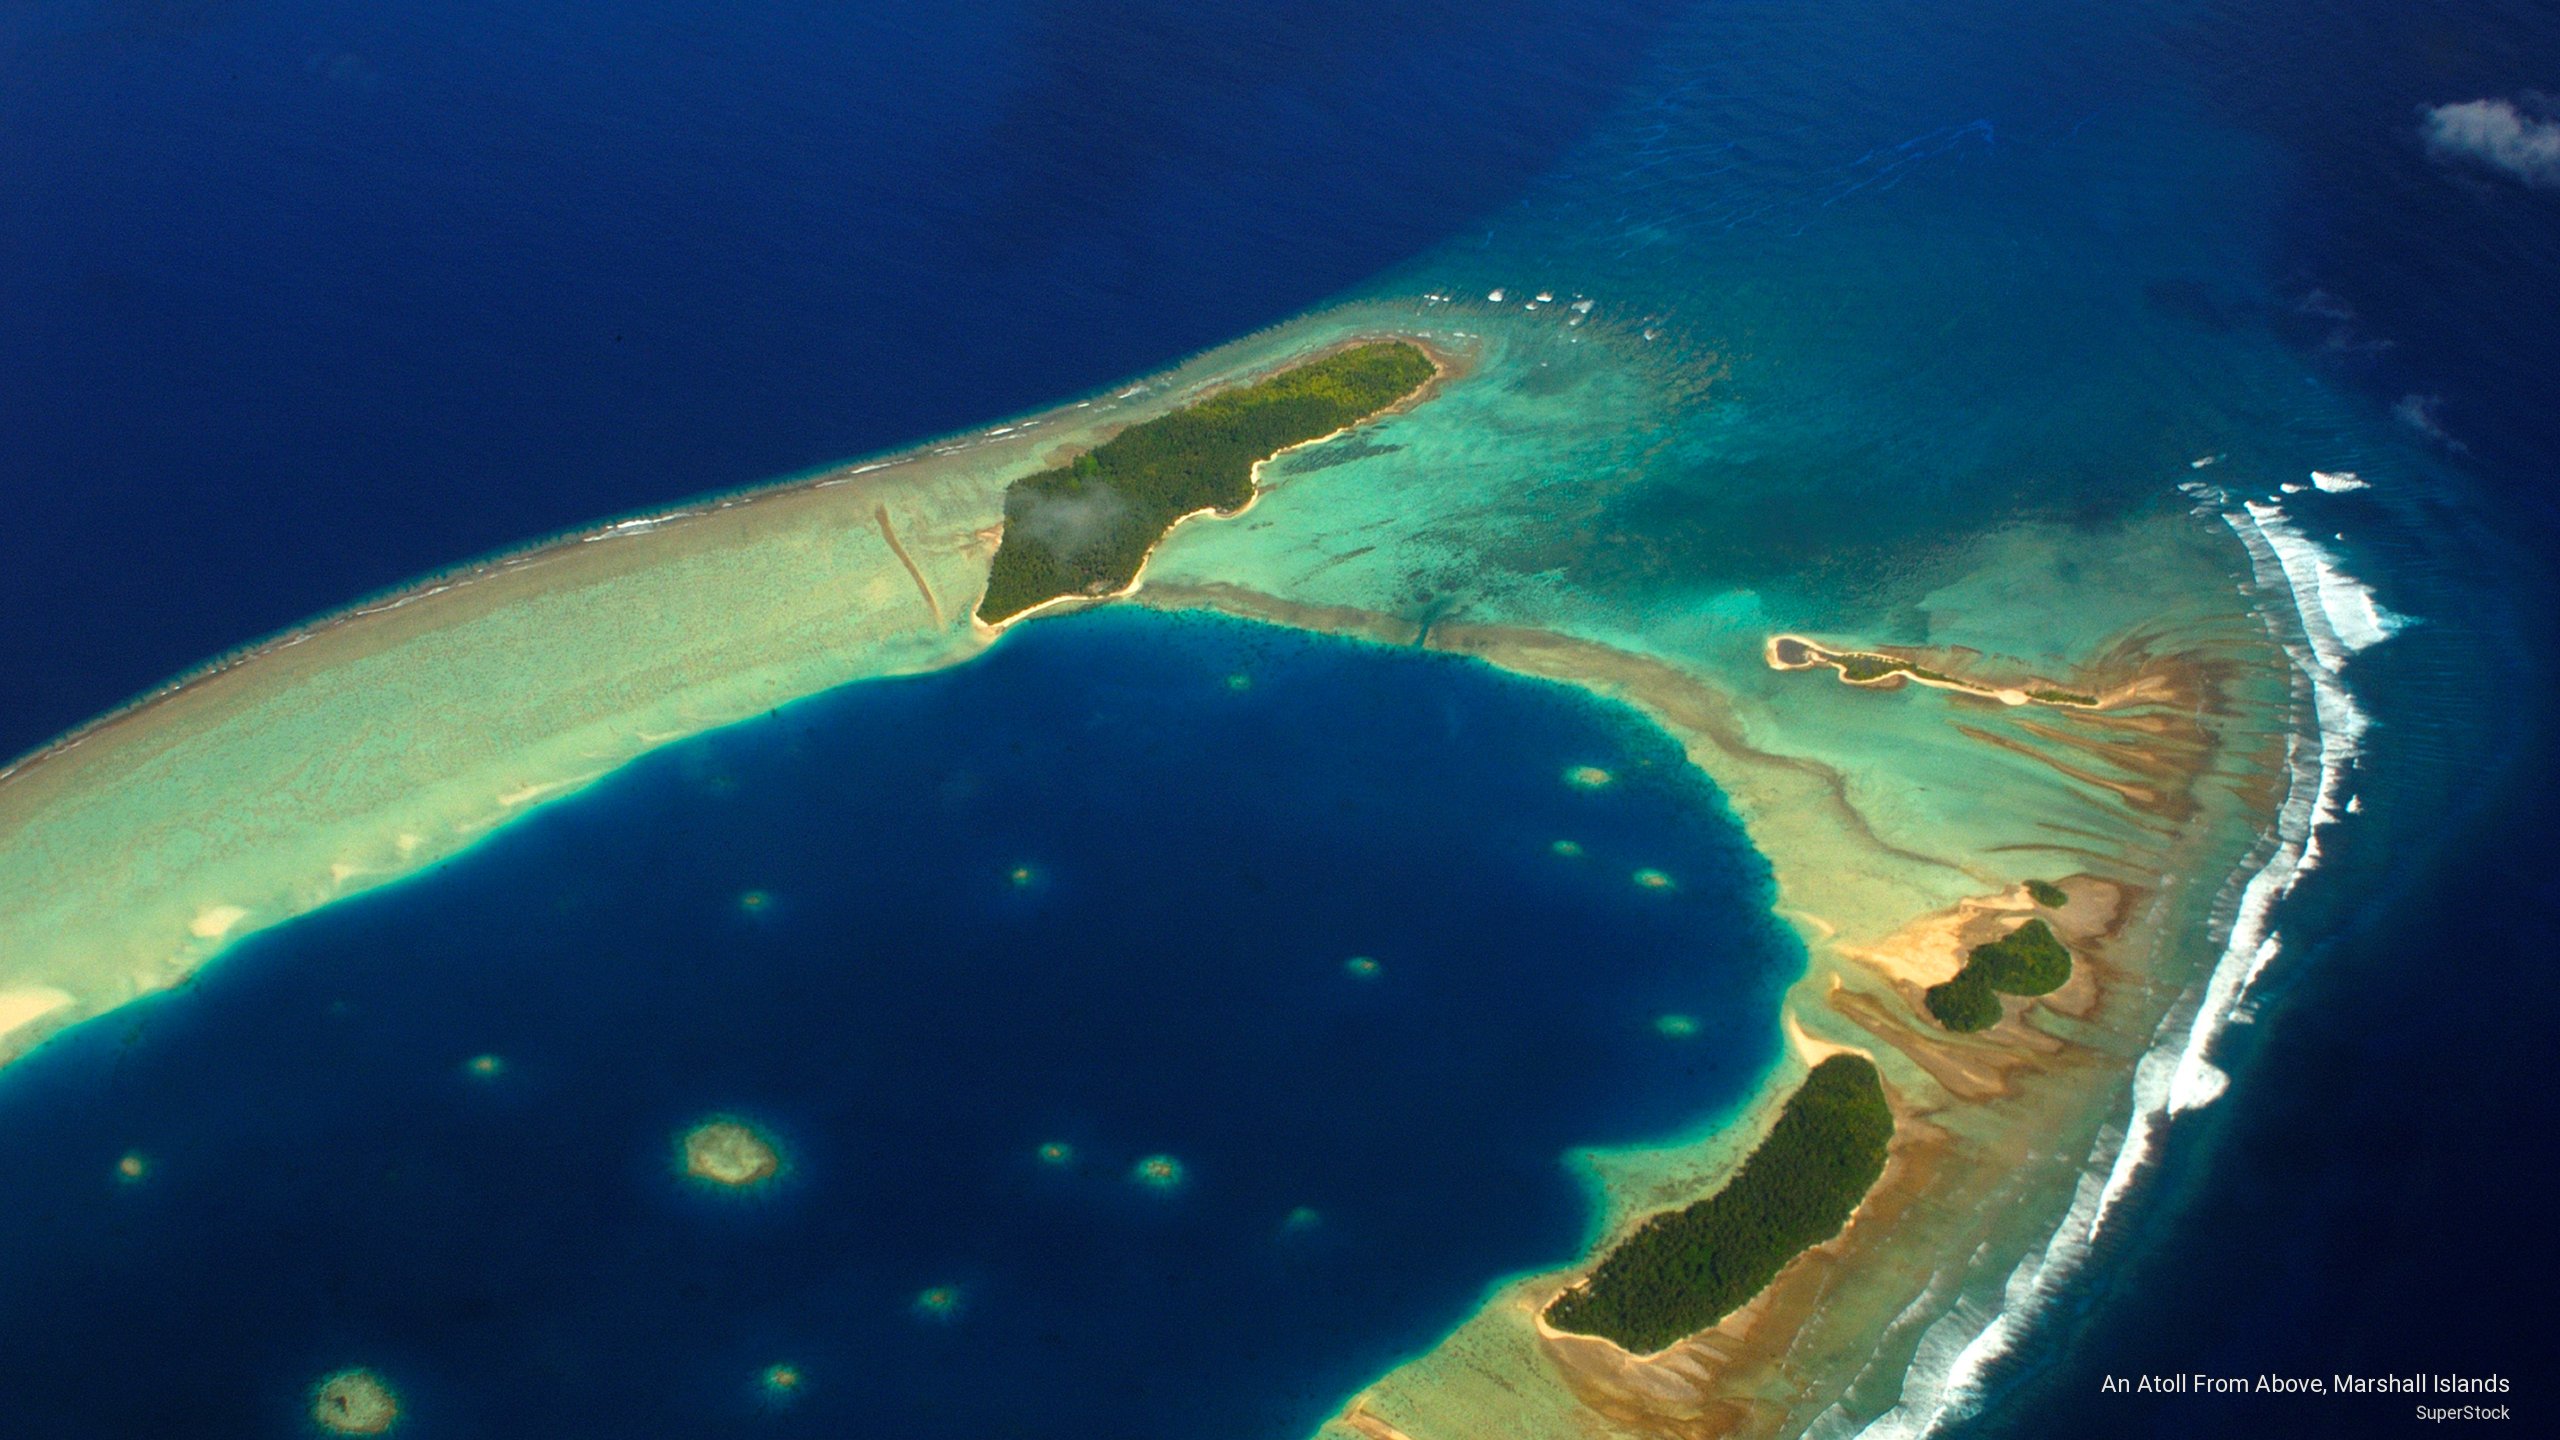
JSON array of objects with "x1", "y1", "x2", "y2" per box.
[{"x1": 1833, "y1": 494, "x2": 2406, "y2": 1440}]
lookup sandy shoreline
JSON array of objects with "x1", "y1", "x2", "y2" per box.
[
  {"x1": 1764, "y1": 633, "x2": 2105, "y2": 710},
  {"x1": 973, "y1": 336, "x2": 1466, "y2": 635}
]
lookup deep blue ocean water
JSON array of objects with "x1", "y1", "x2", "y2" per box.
[{"x1": 0, "y1": 608, "x2": 1798, "y2": 1435}]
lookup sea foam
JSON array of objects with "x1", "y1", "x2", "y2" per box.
[{"x1": 1834, "y1": 495, "x2": 2404, "y2": 1440}]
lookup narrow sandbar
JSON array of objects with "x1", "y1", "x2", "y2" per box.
[{"x1": 1763, "y1": 633, "x2": 2101, "y2": 709}]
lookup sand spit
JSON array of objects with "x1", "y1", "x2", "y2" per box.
[
  {"x1": 0, "y1": 987, "x2": 73, "y2": 1042},
  {"x1": 1765, "y1": 631, "x2": 2219, "y2": 725},
  {"x1": 1767, "y1": 635, "x2": 2087, "y2": 710},
  {"x1": 874, "y1": 505, "x2": 946, "y2": 626},
  {"x1": 0, "y1": 312, "x2": 1468, "y2": 1067}
]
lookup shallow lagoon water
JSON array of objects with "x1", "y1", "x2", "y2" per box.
[{"x1": 0, "y1": 608, "x2": 1798, "y2": 1435}]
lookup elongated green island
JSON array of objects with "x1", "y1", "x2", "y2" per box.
[
  {"x1": 1923, "y1": 918, "x2": 2075, "y2": 1032},
  {"x1": 1545, "y1": 1055, "x2": 1892, "y2": 1354},
  {"x1": 976, "y1": 340, "x2": 1436, "y2": 625}
]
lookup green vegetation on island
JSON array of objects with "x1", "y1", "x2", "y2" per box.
[
  {"x1": 976, "y1": 341, "x2": 1436, "y2": 624},
  {"x1": 1924, "y1": 970, "x2": 2004, "y2": 1030},
  {"x1": 2025, "y1": 879, "x2": 2070, "y2": 908},
  {"x1": 1544, "y1": 1055, "x2": 1893, "y2": 1353},
  {"x1": 1922, "y1": 918, "x2": 2074, "y2": 1032},
  {"x1": 1777, "y1": 637, "x2": 2101, "y2": 709},
  {"x1": 1830, "y1": 651, "x2": 1962, "y2": 687}
]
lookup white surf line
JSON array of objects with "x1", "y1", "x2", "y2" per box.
[
  {"x1": 815, "y1": 457, "x2": 916, "y2": 488},
  {"x1": 1841, "y1": 491, "x2": 2406, "y2": 1440},
  {"x1": 577, "y1": 508, "x2": 705, "y2": 543},
  {"x1": 346, "y1": 583, "x2": 455, "y2": 615}
]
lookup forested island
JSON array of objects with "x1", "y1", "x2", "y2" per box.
[
  {"x1": 1923, "y1": 918, "x2": 2074, "y2": 1032},
  {"x1": 975, "y1": 341, "x2": 1436, "y2": 625},
  {"x1": 1544, "y1": 1055, "x2": 1893, "y2": 1354}
]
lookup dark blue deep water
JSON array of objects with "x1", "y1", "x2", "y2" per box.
[{"x1": 0, "y1": 608, "x2": 1797, "y2": 1436}]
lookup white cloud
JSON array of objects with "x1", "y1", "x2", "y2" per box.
[
  {"x1": 1012, "y1": 486, "x2": 1131, "y2": 560},
  {"x1": 2393, "y1": 393, "x2": 2465, "y2": 453},
  {"x1": 2392, "y1": 392, "x2": 2444, "y2": 437},
  {"x1": 2420, "y1": 96, "x2": 2560, "y2": 189}
]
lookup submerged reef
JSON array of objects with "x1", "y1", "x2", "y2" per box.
[
  {"x1": 976, "y1": 342, "x2": 1436, "y2": 625},
  {"x1": 1923, "y1": 919, "x2": 2076, "y2": 1033},
  {"x1": 758, "y1": 1364, "x2": 803, "y2": 1405},
  {"x1": 680, "y1": 1119, "x2": 781, "y2": 1187},
  {"x1": 1131, "y1": 1153, "x2": 1187, "y2": 1190},
  {"x1": 913, "y1": 1286, "x2": 964, "y2": 1320},
  {"x1": 308, "y1": 1369, "x2": 399, "y2": 1435},
  {"x1": 1544, "y1": 1056, "x2": 1892, "y2": 1353}
]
